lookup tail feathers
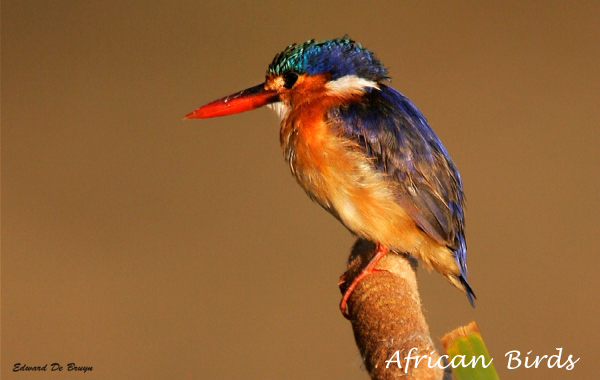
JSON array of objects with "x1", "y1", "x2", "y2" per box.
[
  {"x1": 458, "y1": 274, "x2": 476, "y2": 307},
  {"x1": 444, "y1": 273, "x2": 476, "y2": 307}
]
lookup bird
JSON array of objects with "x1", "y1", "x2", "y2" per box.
[{"x1": 185, "y1": 37, "x2": 475, "y2": 317}]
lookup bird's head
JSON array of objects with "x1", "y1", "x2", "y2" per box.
[{"x1": 185, "y1": 37, "x2": 388, "y2": 119}]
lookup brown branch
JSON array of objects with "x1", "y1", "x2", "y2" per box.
[{"x1": 341, "y1": 239, "x2": 450, "y2": 380}]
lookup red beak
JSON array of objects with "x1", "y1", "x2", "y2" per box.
[{"x1": 184, "y1": 83, "x2": 279, "y2": 119}]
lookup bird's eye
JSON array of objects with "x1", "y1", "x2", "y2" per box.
[{"x1": 283, "y1": 72, "x2": 299, "y2": 89}]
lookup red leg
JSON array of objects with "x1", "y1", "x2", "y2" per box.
[{"x1": 340, "y1": 243, "x2": 389, "y2": 318}]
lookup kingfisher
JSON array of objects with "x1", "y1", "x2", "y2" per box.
[{"x1": 186, "y1": 37, "x2": 475, "y2": 317}]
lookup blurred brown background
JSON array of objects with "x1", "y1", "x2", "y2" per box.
[{"x1": 3, "y1": 1, "x2": 599, "y2": 379}]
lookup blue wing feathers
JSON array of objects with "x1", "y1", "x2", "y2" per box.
[{"x1": 329, "y1": 85, "x2": 474, "y2": 301}]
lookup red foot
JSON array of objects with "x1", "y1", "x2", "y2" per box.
[{"x1": 340, "y1": 244, "x2": 389, "y2": 318}]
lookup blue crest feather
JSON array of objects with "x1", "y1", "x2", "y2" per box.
[{"x1": 268, "y1": 37, "x2": 388, "y2": 81}]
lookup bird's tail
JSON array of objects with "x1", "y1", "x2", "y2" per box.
[
  {"x1": 458, "y1": 274, "x2": 476, "y2": 307},
  {"x1": 445, "y1": 273, "x2": 476, "y2": 307},
  {"x1": 444, "y1": 268, "x2": 476, "y2": 307},
  {"x1": 452, "y1": 239, "x2": 476, "y2": 307}
]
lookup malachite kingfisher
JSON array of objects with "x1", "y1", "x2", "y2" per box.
[{"x1": 186, "y1": 37, "x2": 475, "y2": 317}]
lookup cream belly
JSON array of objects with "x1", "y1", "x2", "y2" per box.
[
  {"x1": 293, "y1": 135, "x2": 427, "y2": 255},
  {"x1": 293, "y1": 135, "x2": 460, "y2": 281}
]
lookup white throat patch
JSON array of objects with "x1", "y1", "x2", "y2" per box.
[{"x1": 267, "y1": 101, "x2": 290, "y2": 121}]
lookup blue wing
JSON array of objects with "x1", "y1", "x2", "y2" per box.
[{"x1": 328, "y1": 84, "x2": 474, "y2": 303}]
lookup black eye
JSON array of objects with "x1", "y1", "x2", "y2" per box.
[{"x1": 283, "y1": 72, "x2": 299, "y2": 89}]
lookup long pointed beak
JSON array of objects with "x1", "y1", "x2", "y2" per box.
[{"x1": 184, "y1": 83, "x2": 279, "y2": 119}]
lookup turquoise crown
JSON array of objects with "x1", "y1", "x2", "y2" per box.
[{"x1": 267, "y1": 37, "x2": 388, "y2": 81}]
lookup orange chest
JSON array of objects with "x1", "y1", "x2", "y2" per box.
[
  {"x1": 279, "y1": 103, "x2": 371, "y2": 214},
  {"x1": 280, "y1": 102, "x2": 340, "y2": 176}
]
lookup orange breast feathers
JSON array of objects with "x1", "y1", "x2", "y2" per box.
[{"x1": 278, "y1": 76, "x2": 459, "y2": 277}]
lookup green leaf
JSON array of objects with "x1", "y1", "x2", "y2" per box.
[{"x1": 441, "y1": 322, "x2": 500, "y2": 380}]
